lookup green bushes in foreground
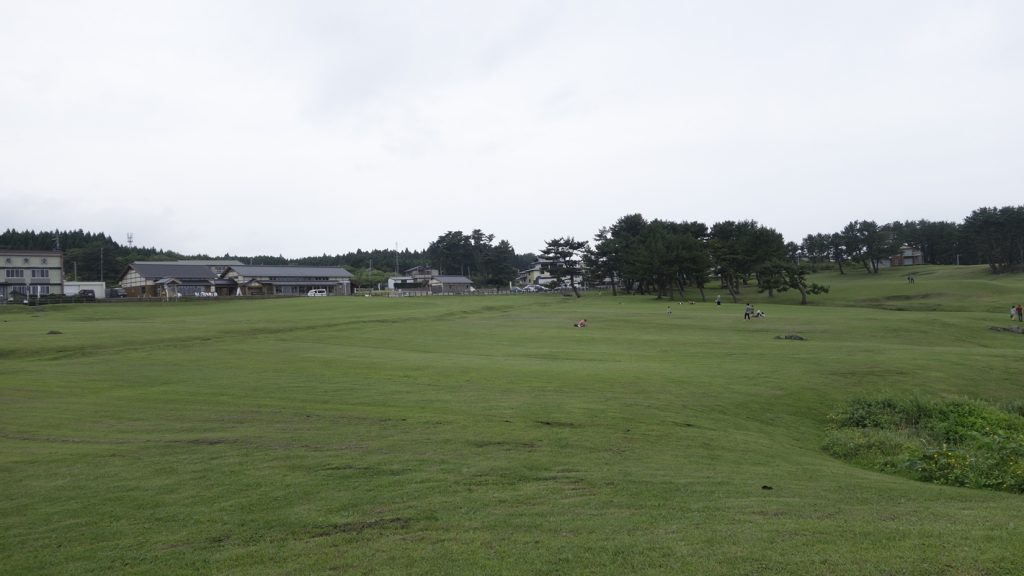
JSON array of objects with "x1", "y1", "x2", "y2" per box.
[{"x1": 825, "y1": 397, "x2": 1024, "y2": 493}]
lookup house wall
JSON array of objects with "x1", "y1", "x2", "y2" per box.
[
  {"x1": 221, "y1": 270, "x2": 351, "y2": 296},
  {"x1": 430, "y1": 282, "x2": 472, "y2": 294},
  {"x1": 119, "y1": 269, "x2": 152, "y2": 295},
  {"x1": 897, "y1": 246, "x2": 924, "y2": 266},
  {"x1": 1, "y1": 251, "x2": 64, "y2": 299},
  {"x1": 63, "y1": 281, "x2": 107, "y2": 298},
  {"x1": 388, "y1": 276, "x2": 419, "y2": 290},
  {"x1": 406, "y1": 267, "x2": 439, "y2": 282}
]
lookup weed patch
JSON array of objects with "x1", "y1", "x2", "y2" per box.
[{"x1": 825, "y1": 397, "x2": 1024, "y2": 493}]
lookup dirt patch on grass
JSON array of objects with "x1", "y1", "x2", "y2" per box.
[
  {"x1": 0, "y1": 432, "x2": 136, "y2": 445},
  {"x1": 469, "y1": 439, "x2": 538, "y2": 450},
  {"x1": 990, "y1": 325, "x2": 1024, "y2": 335},
  {"x1": 536, "y1": 420, "x2": 577, "y2": 428},
  {"x1": 309, "y1": 517, "x2": 411, "y2": 538},
  {"x1": 880, "y1": 293, "x2": 946, "y2": 301},
  {"x1": 177, "y1": 438, "x2": 236, "y2": 446}
]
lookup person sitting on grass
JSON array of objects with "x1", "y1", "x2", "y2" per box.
[{"x1": 574, "y1": 319, "x2": 588, "y2": 328}]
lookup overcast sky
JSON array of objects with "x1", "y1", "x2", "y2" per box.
[{"x1": 2, "y1": 1, "x2": 1022, "y2": 258}]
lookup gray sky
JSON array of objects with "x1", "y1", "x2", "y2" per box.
[{"x1": 2, "y1": 1, "x2": 1022, "y2": 258}]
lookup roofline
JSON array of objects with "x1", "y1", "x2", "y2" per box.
[{"x1": 0, "y1": 250, "x2": 63, "y2": 255}]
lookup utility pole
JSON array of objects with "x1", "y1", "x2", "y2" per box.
[{"x1": 100, "y1": 247, "x2": 104, "y2": 282}]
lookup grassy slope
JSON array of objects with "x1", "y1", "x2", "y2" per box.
[{"x1": 2, "y1": 266, "x2": 1023, "y2": 575}]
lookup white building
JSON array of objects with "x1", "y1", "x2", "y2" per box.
[
  {"x1": 1, "y1": 250, "x2": 64, "y2": 301},
  {"x1": 63, "y1": 281, "x2": 107, "y2": 298}
]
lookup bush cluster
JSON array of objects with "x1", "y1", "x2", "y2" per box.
[{"x1": 825, "y1": 397, "x2": 1024, "y2": 493}]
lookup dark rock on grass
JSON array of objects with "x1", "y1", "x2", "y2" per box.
[
  {"x1": 46, "y1": 330, "x2": 63, "y2": 335},
  {"x1": 774, "y1": 334, "x2": 805, "y2": 340}
]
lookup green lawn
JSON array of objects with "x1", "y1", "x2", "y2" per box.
[{"x1": 2, "y1": 266, "x2": 1023, "y2": 575}]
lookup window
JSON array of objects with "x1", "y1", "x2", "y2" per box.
[
  {"x1": 6, "y1": 269, "x2": 24, "y2": 278},
  {"x1": 32, "y1": 269, "x2": 50, "y2": 278}
]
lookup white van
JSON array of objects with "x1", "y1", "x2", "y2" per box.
[{"x1": 307, "y1": 289, "x2": 327, "y2": 297}]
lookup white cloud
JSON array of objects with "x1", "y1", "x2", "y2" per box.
[{"x1": 2, "y1": 1, "x2": 1022, "y2": 256}]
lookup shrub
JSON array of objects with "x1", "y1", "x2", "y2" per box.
[{"x1": 825, "y1": 396, "x2": 1024, "y2": 494}]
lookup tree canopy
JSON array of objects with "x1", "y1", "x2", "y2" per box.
[{"x1": 4, "y1": 203, "x2": 1021, "y2": 295}]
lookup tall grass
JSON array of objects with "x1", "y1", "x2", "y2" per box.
[{"x1": 826, "y1": 396, "x2": 1024, "y2": 493}]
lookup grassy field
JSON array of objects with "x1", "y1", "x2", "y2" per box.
[{"x1": 2, "y1": 265, "x2": 1024, "y2": 575}]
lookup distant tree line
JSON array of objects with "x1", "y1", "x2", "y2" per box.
[
  {"x1": 0, "y1": 228, "x2": 535, "y2": 289},
  {"x1": 3, "y1": 204, "x2": 1020, "y2": 290},
  {"x1": 542, "y1": 204, "x2": 1023, "y2": 302},
  {"x1": 799, "y1": 206, "x2": 1024, "y2": 274}
]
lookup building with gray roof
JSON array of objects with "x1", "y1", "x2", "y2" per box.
[
  {"x1": 117, "y1": 262, "x2": 227, "y2": 297},
  {"x1": 220, "y1": 265, "x2": 354, "y2": 296},
  {"x1": 117, "y1": 260, "x2": 353, "y2": 297}
]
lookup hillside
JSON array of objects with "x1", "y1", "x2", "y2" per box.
[{"x1": 726, "y1": 264, "x2": 1024, "y2": 313}]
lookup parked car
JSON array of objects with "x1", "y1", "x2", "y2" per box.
[
  {"x1": 76, "y1": 289, "x2": 96, "y2": 300},
  {"x1": 523, "y1": 285, "x2": 549, "y2": 293},
  {"x1": 107, "y1": 287, "x2": 127, "y2": 298},
  {"x1": 307, "y1": 289, "x2": 327, "y2": 297}
]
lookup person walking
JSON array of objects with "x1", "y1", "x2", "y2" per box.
[
  {"x1": 1017, "y1": 304, "x2": 1023, "y2": 322},
  {"x1": 744, "y1": 303, "x2": 753, "y2": 320},
  {"x1": 715, "y1": 295, "x2": 721, "y2": 306}
]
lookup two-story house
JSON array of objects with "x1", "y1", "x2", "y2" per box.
[{"x1": 1, "y1": 250, "x2": 64, "y2": 301}]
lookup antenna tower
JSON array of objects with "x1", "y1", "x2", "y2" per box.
[{"x1": 127, "y1": 233, "x2": 134, "y2": 248}]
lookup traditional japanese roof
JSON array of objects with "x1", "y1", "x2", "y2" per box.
[
  {"x1": 432, "y1": 275, "x2": 473, "y2": 284},
  {"x1": 222, "y1": 265, "x2": 354, "y2": 279},
  {"x1": 167, "y1": 260, "x2": 243, "y2": 266},
  {"x1": 124, "y1": 262, "x2": 221, "y2": 280}
]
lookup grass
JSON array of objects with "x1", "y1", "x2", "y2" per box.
[
  {"x1": 825, "y1": 396, "x2": 1024, "y2": 493},
  {"x1": 2, "y1": 265, "x2": 1024, "y2": 575}
]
